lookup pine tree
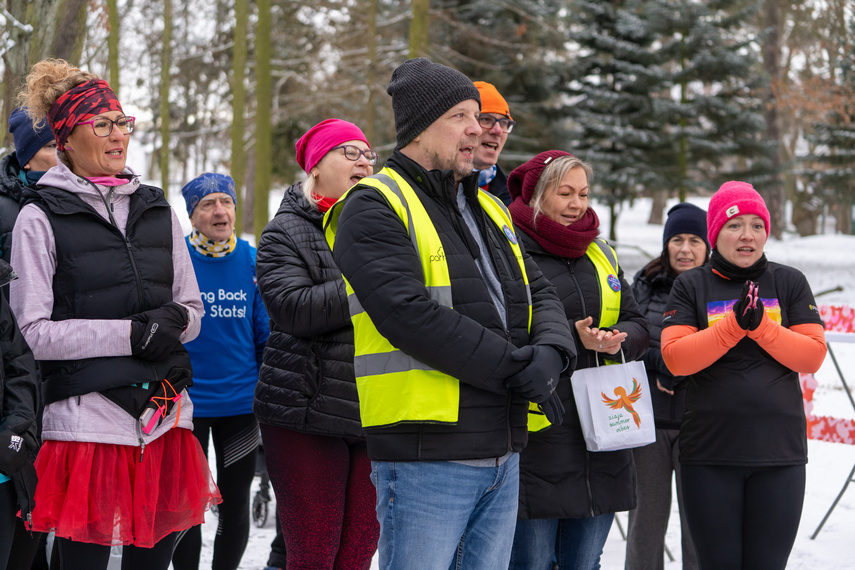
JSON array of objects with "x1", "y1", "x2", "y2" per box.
[
  {"x1": 559, "y1": 0, "x2": 669, "y2": 241},
  {"x1": 804, "y1": 16, "x2": 855, "y2": 235},
  {"x1": 649, "y1": 0, "x2": 770, "y2": 210}
]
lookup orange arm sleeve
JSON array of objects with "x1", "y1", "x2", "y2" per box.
[
  {"x1": 747, "y1": 317, "x2": 827, "y2": 373},
  {"x1": 661, "y1": 311, "x2": 747, "y2": 376}
]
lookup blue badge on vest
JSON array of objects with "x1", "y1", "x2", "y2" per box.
[
  {"x1": 608, "y1": 274, "x2": 621, "y2": 292},
  {"x1": 503, "y1": 225, "x2": 518, "y2": 244}
]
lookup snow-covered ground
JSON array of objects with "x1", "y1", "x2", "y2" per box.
[{"x1": 186, "y1": 194, "x2": 855, "y2": 569}]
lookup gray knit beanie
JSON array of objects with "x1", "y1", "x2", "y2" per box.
[{"x1": 387, "y1": 58, "x2": 481, "y2": 150}]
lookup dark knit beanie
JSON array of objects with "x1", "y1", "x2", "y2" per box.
[
  {"x1": 663, "y1": 202, "x2": 709, "y2": 248},
  {"x1": 386, "y1": 58, "x2": 481, "y2": 150},
  {"x1": 8, "y1": 107, "x2": 55, "y2": 168}
]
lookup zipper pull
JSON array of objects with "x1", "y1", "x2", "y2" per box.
[
  {"x1": 139, "y1": 437, "x2": 145, "y2": 463},
  {"x1": 26, "y1": 512, "x2": 33, "y2": 536}
]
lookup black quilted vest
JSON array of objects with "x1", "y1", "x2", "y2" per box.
[{"x1": 30, "y1": 183, "x2": 190, "y2": 406}]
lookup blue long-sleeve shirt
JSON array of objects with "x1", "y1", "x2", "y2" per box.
[{"x1": 184, "y1": 237, "x2": 270, "y2": 417}]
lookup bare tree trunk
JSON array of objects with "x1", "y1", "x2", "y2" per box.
[
  {"x1": 762, "y1": 0, "x2": 785, "y2": 239},
  {"x1": 231, "y1": 0, "x2": 249, "y2": 234},
  {"x1": 51, "y1": 0, "x2": 89, "y2": 63},
  {"x1": 2, "y1": 0, "x2": 89, "y2": 147},
  {"x1": 364, "y1": 0, "x2": 378, "y2": 144},
  {"x1": 648, "y1": 190, "x2": 667, "y2": 225},
  {"x1": 253, "y1": 0, "x2": 272, "y2": 243},
  {"x1": 107, "y1": 0, "x2": 120, "y2": 95},
  {"x1": 160, "y1": 0, "x2": 172, "y2": 197},
  {"x1": 243, "y1": 148, "x2": 255, "y2": 240},
  {"x1": 409, "y1": 0, "x2": 429, "y2": 58}
]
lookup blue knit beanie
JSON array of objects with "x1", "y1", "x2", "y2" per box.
[
  {"x1": 181, "y1": 173, "x2": 237, "y2": 217},
  {"x1": 663, "y1": 202, "x2": 709, "y2": 248},
  {"x1": 8, "y1": 107, "x2": 55, "y2": 168}
]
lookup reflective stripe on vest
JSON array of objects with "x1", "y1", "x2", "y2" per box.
[
  {"x1": 527, "y1": 238, "x2": 621, "y2": 432},
  {"x1": 324, "y1": 168, "x2": 532, "y2": 428}
]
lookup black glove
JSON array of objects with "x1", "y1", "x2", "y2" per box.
[
  {"x1": 0, "y1": 419, "x2": 32, "y2": 476},
  {"x1": 538, "y1": 391, "x2": 565, "y2": 427},
  {"x1": 733, "y1": 281, "x2": 764, "y2": 331},
  {"x1": 12, "y1": 461, "x2": 37, "y2": 528},
  {"x1": 130, "y1": 302, "x2": 188, "y2": 361},
  {"x1": 505, "y1": 345, "x2": 563, "y2": 404}
]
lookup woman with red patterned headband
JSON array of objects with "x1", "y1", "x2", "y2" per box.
[{"x1": 9, "y1": 59, "x2": 220, "y2": 570}]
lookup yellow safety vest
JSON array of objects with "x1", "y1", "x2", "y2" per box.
[
  {"x1": 324, "y1": 168, "x2": 532, "y2": 428},
  {"x1": 527, "y1": 238, "x2": 621, "y2": 432}
]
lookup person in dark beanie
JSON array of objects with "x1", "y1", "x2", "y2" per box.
[
  {"x1": 324, "y1": 58, "x2": 576, "y2": 569},
  {"x1": 0, "y1": 107, "x2": 57, "y2": 269},
  {"x1": 662, "y1": 182, "x2": 827, "y2": 570},
  {"x1": 626, "y1": 202, "x2": 708, "y2": 570}
]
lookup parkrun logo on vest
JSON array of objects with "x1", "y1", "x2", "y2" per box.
[
  {"x1": 502, "y1": 225, "x2": 518, "y2": 245},
  {"x1": 607, "y1": 274, "x2": 621, "y2": 292},
  {"x1": 200, "y1": 289, "x2": 248, "y2": 318},
  {"x1": 429, "y1": 247, "x2": 446, "y2": 263}
]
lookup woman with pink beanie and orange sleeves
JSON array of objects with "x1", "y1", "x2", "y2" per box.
[
  {"x1": 661, "y1": 181, "x2": 827, "y2": 569},
  {"x1": 253, "y1": 119, "x2": 379, "y2": 569}
]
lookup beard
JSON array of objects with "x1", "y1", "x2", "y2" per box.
[{"x1": 426, "y1": 148, "x2": 473, "y2": 184}]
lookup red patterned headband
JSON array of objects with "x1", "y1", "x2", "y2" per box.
[{"x1": 47, "y1": 79, "x2": 123, "y2": 151}]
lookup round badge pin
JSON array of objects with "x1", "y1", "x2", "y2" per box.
[
  {"x1": 607, "y1": 274, "x2": 621, "y2": 292},
  {"x1": 503, "y1": 225, "x2": 518, "y2": 244}
]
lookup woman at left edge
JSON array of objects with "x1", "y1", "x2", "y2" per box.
[{"x1": 10, "y1": 59, "x2": 219, "y2": 570}]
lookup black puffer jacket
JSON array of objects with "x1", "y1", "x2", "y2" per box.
[
  {"x1": 632, "y1": 267, "x2": 689, "y2": 430},
  {"x1": 0, "y1": 153, "x2": 25, "y2": 267},
  {"x1": 332, "y1": 151, "x2": 576, "y2": 462},
  {"x1": 253, "y1": 184, "x2": 362, "y2": 438},
  {"x1": 517, "y1": 232, "x2": 649, "y2": 519}
]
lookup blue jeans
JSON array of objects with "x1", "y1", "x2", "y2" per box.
[
  {"x1": 370, "y1": 453, "x2": 520, "y2": 570},
  {"x1": 508, "y1": 513, "x2": 615, "y2": 570}
]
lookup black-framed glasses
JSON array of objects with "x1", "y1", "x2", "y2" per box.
[
  {"x1": 331, "y1": 144, "x2": 379, "y2": 165},
  {"x1": 477, "y1": 114, "x2": 515, "y2": 133},
  {"x1": 77, "y1": 116, "x2": 136, "y2": 137}
]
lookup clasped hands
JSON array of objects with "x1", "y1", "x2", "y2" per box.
[
  {"x1": 733, "y1": 280, "x2": 764, "y2": 331},
  {"x1": 505, "y1": 344, "x2": 565, "y2": 427}
]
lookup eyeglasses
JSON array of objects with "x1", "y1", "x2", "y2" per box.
[
  {"x1": 331, "y1": 145, "x2": 379, "y2": 165},
  {"x1": 77, "y1": 116, "x2": 136, "y2": 137},
  {"x1": 196, "y1": 196, "x2": 235, "y2": 212},
  {"x1": 477, "y1": 114, "x2": 515, "y2": 134}
]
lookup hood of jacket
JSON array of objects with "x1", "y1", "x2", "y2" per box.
[
  {"x1": 275, "y1": 182, "x2": 323, "y2": 226},
  {"x1": 0, "y1": 153, "x2": 25, "y2": 201}
]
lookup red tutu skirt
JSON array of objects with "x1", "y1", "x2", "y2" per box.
[{"x1": 31, "y1": 428, "x2": 221, "y2": 547}]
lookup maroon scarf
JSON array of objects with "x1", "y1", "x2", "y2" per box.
[
  {"x1": 509, "y1": 196, "x2": 600, "y2": 258},
  {"x1": 48, "y1": 79, "x2": 123, "y2": 151}
]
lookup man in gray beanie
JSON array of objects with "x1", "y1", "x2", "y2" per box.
[{"x1": 324, "y1": 58, "x2": 575, "y2": 569}]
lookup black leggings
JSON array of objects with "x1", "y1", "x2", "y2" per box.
[
  {"x1": 681, "y1": 464, "x2": 805, "y2": 570},
  {"x1": 172, "y1": 414, "x2": 259, "y2": 570},
  {"x1": 56, "y1": 533, "x2": 178, "y2": 570}
]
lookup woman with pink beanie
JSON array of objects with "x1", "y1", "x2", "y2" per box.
[
  {"x1": 661, "y1": 181, "x2": 827, "y2": 569},
  {"x1": 253, "y1": 119, "x2": 379, "y2": 569}
]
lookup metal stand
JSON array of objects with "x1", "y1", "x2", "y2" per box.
[
  {"x1": 614, "y1": 512, "x2": 675, "y2": 562},
  {"x1": 811, "y1": 341, "x2": 855, "y2": 539}
]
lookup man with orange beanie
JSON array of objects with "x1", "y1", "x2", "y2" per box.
[{"x1": 474, "y1": 81, "x2": 514, "y2": 205}]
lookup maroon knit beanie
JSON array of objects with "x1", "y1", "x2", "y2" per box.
[
  {"x1": 707, "y1": 181, "x2": 770, "y2": 248},
  {"x1": 507, "y1": 150, "x2": 574, "y2": 203}
]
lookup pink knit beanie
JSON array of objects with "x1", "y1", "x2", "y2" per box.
[
  {"x1": 707, "y1": 181, "x2": 770, "y2": 248},
  {"x1": 295, "y1": 119, "x2": 370, "y2": 174}
]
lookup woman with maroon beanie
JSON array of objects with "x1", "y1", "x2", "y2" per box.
[
  {"x1": 253, "y1": 119, "x2": 379, "y2": 569},
  {"x1": 11, "y1": 59, "x2": 219, "y2": 570},
  {"x1": 506, "y1": 150, "x2": 649, "y2": 570},
  {"x1": 662, "y1": 181, "x2": 826, "y2": 569}
]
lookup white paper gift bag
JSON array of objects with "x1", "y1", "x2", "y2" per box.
[{"x1": 570, "y1": 353, "x2": 656, "y2": 452}]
